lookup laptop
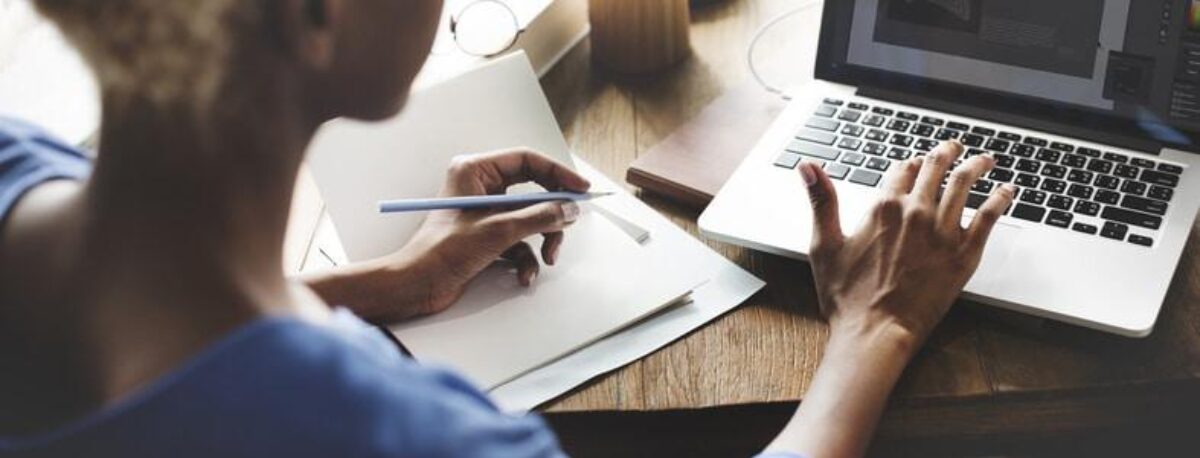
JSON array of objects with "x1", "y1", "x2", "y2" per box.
[{"x1": 700, "y1": 0, "x2": 1200, "y2": 337}]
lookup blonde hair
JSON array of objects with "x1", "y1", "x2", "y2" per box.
[{"x1": 32, "y1": 0, "x2": 259, "y2": 108}]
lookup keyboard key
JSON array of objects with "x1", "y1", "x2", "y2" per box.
[
  {"x1": 998, "y1": 132, "x2": 1022, "y2": 141},
  {"x1": 866, "y1": 129, "x2": 888, "y2": 141},
  {"x1": 994, "y1": 153, "x2": 1015, "y2": 168},
  {"x1": 866, "y1": 157, "x2": 890, "y2": 171},
  {"x1": 1011, "y1": 144, "x2": 1036, "y2": 158},
  {"x1": 824, "y1": 98, "x2": 844, "y2": 106},
  {"x1": 965, "y1": 148, "x2": 987, "y2": 158},
  {"x1": 841, "y1": 152, "x2": 866, "y2": 166},
  {"x1": 1114, "y1": 164, "x2": 1139, "y2": 179},
  {"x1": 1050, "y1": 142, "x2": 1075, "y2": 152},
  {"x1": 864, "y1": 143, "x2": 888, "y2": 156},
  {"x1": 796, "y1": 129, "x2": 837, "y2": 146},
  {"x1": 1067, "y1": 169, "x2": 1094, "y2": 184},
  {"x1": 886, "y1": 147, "x2": 911, "y2": 160},
  {"x1": 935, "y1": 129, "x2": 961, "y2": 140},
  {"x1": 886, "y1": 119, "x2": 912, "y2": 132},
  {"x1": 1131, "y1": 158, "x2": 1155, "y2": 168},
  {"x1": 1041, "y1": 165, "x2": 1067, "y2": 179},
  {"x1": 1072, "y1": 222, "x2": 1098, "y2": 234},
  {"x1": 1035, "y1": 148, "x2": 1061, "y2": 163},
  {"x1": 787, "y1": 140, "x2": 841, "y2": 160},
  {"x1": 1095, "y1": 175, "x2": 1120, "y2": 190},
  {"x1": 1076, "y1": 147, "x2": 1101, "y2": 158},
  {"x1": 837, "y1": 110, "x2": 862, "y2": 122},
  {"x1": 849, "y1": 102, "x2": 869, "y2": 110},
  {"x1": 1020, "y1": 189, "x2": 1047, "y2": 205},
  {"x1": 872, "y1": 107, "x2": 894, "y2": 116},
  {"x1": 897, "y1": 111, "x2": 919, "y2": 121},
  {"x1": 914, "y1": 139, "x2": 939, "y2": 151},
  {"x1": 889, "y1": 134, "x2": 914, "y2": 147},
  {"x1": 815, "y1": 105, "x2": 837, "y2": 117},
  {"x1": 989, "y1": 169, "x2": 1015, "y2": 182},
  {"x1": 947, "y1": 121, "x2": 970, "y2": 131},
  {"x1": 774, "y1": 152, "x2": 802, "y2": 169},
  {"x1": 1061, "y1": 154, "x2": 1087, "y2": 168},
  {"x1": 1158, "y1": 163, "x2": 1183, "y2": 174},
  {"x1": 1095, "y1": 190, "x2": 1120, "y2": 205},
  {"x1": 984, "y1": 139, "x2": 1011, "y2": 153},
  {"x1": 849, "y1": 169, "x2": 882, "y2": 186},
  {"x1": 966, "y1": 192, "x2": 988, "y2": 209},
  {"x1": 825, "y1": 162, "x2": 851, "y2": 180},
  {"x1": 1101, "y1": 207, "x2": 1162, "y2": 230},
  {"x1": 1040, "y1": 179, "x2": 1066, "y2": 194},
  {"x1": 1120, "y1": 180, "x2": 1147, "y2": 196},
  {"x1": 1128, "y1": 234, "x2": 1154, "y2": 247},
  {"x1": 1047, "y1": 194, "x2": 1073, "y2": 210},
  {"x1": 911, "y1": 124, "x2": 936, "y2": 138},
  {"x1": 1012, "y1": 203, "x2": 1046, "y2": 222},
  {"x1": 1024, "y1": 136, "x2": 1048, "y2": 147},
  {"x1": 1121, "y1": 195, "x2": 1168, "y2": 215},
  {"x1": 1014, "y1": 173, "x2": 1041, "y2": 188},
  {"x1": 1015, "y1": 159, "x2": 1041, "y2": 173},
  {"x1": 1067, "y1": 184, "x2": 1094, "y2": 200},
  {"x1": 1101, "y1": 221, "x2": 1128, "y2": 241},
  {"x1": 971, "y1": 126, "x2": 996, "y2": 136},
  {"x1": 1046, "y1": 210, "x2": 1073, "y2": 228},
  {"x1": 1103, "y1": 152, "x2": 1128, "y2": 164},
  {"x1": 841, "y1": 124, "x2": 865, "y2": 137},
  {"x1": 1140, "y1": 169, "x2": 1179, "y2": 187},
  {"x1": 1148, "y1": 186, "x2": 1174, "y2": 201},
  {"x1": 971, "y1": 179, "x2": 994, "y2": 193},
  {"x1": 807, "y1": 117, "x2": 840, "y2": 132},
  {"x1": 961, "y1": 134, "x2": 985, "y2": 147},
  {"x1": 1075, "y1": 200, "x2": 1100, "y2": 216},
  {"x1": 838, "y1": 138, "x2": 863, "y2": 151},
  {"x1": 863, "y1": 115, "x2": 886, "y2": 127},
  {"x1": 921, "y1": 116, "x2": 945, "y2": 126},
  {"x1": 1086, "y1": 159, "x2": 1114, "y2": 174}
]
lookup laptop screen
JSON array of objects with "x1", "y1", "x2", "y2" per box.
[{"x1": 817, "y1": 0, "x2": 1200, "y2": 149}]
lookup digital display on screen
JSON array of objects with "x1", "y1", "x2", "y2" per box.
[{"x1": 1190, "y1": 0, "x2": 1200, "y2": 31}]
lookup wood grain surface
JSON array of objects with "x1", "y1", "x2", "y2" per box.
[{"x1": 536, "y1": 0, "x2": 1200, "y2": 455}]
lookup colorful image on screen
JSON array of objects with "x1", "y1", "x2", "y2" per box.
[{"x1": 1191, "y1": 0, "x2": 1200, "y2": 30}]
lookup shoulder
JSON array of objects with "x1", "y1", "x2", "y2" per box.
[
  {"x1": 164, "y1": 315, "x2": 565, "y2": 458},
  {"x1": 0, "y1": 117, "x2": 91, "y2": 224}
]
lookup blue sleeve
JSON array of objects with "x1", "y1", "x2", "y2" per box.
[{"x1": 0, "y1": 116, "x2": 91, "y2": 223}]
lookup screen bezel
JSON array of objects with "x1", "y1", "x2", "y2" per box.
[{"x1": 813, "y1": 0, "x2": 1200, "y2": 152}]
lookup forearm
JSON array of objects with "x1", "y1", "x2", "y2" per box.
[
  {"x1": 764, "y1": 317, "x2": 919, "y2": 458},
  {"x1": 299, "y1": 255, "x2": 427, "y2": 323}
]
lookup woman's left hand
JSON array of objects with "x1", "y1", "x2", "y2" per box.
[{"x1": 303, "y1": 148, "x2": 590, "y2": 322}]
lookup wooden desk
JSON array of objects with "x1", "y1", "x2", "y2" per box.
[{"x1": 535, "y1": 1, "x2": 1200, "y2": 456}]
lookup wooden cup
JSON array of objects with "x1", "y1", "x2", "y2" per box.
[{"x1": 588, "y1": 0, "x2": 692, "y2": 75}]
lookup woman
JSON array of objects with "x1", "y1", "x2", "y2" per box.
[{"x1": 0, "y1": 1, "x2": 1014, "y2": 457}]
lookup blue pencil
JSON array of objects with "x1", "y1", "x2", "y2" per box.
[{"x1": 378, "y1": 191, "x2": 615, "y2": 213}]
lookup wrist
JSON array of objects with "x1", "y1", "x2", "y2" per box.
[{"x1": 827, "y1": 309, "x2": 923, "y2": 361}]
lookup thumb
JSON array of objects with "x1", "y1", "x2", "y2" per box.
[
  {"x1": 486, "y1": 201, "x2": 581, "y2": 244},
  {"x1": 799, "y1": 161, "x2": 844, "y2": 253}
]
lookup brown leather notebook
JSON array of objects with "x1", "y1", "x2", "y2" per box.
[{"x1": 626, "y1": 84, "x2": 787, "y2": 208}]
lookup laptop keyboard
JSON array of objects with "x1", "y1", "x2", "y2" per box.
[{"x1": 773, "y1": 98, "x2": 1184, "y2": 248}]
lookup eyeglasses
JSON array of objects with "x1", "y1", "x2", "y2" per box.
[{"x1": 447, "y1": 0, "x2": 525, "y2": 58}]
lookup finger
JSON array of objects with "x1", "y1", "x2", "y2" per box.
[
  {"x1": 799, "y1": 161, "x2": 844, "y2": 254},
  {"x1": 967, "y1": 184, "x2": 1017, "y2": 248},
  {"x1": 883, "y1": 156, "x2": 923, "y2": 197},
  {"x1": 541, "y1": 231, "x2": 564, "y2": 265},
  {"x1": 938, "y1": 154, "x2": 995, "y2": 230},
  {"x1": 912, "y1": 141, "x2": 964, "y2": 203},
  {"x1": 474, "y1": 149, "x2": 592, "y2": 193},
  {"x1": 484, "y1": 201, "x2": 581, "y2": 245},
  {"x1": 501, "y1": 242, "x2": 540, "y2": 286}
]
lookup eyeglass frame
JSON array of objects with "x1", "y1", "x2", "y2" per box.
[{"x1": 447, "y1": 0, "x2": 526, "y2": 58}]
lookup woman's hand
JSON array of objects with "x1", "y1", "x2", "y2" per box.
[
  {"x1": 303, "y1": 148, "x2": 590, "y2": 323},
  {"x1": 806, "y1": 140, "x2": 1015, "y2": 348},
  {"x1": 765, "y1": 141, "x2": 1016, "y2": 457}
]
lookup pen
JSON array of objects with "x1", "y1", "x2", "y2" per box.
[{"x1": 378, "y1": 191, "x2": 615, "y2": 213}]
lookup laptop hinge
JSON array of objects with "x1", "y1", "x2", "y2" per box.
[{"x1": 856, "y1": 86, "x2": 1162, "y2": 154}]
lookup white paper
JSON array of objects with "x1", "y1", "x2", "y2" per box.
[
  {"x1": 390, "y1": 211, "x2": 701, "y2": 389},
  {"x1": 488, "y1": 157, "x2": 765, "y2": 411}
]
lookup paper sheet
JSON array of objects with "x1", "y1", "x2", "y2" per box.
[
  {"x1": 488, "y1": 157, "x2": 765, "y2": 412},
  {"x1": 389, "y1": 210, "x2": 703, "y2": 389}
]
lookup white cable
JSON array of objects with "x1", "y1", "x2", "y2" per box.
[{"x1": 747, "y1": 2, "x2": 820, "y2": 98}]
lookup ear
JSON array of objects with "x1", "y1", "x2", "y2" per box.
[{"x1": 278, "y1": 0, "x2": 342, "y2": 69}]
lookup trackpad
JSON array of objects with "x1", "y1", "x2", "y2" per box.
[{"x1": 965, "y1": 221, "x2": 1020, "y2": 293}]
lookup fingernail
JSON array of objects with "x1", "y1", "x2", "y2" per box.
[
  {"x1": 562, "y1": 202, "x2": 581, "y2": 223},
  {"x1": 799, "y1": 163, "x2": 818, "y2": 186},
  {"x1": 550, "y1": 244, "x2": 560, "y2": 265}
]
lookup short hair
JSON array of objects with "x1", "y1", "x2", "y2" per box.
[{"x1": 32, "y1": 0, "x2": 260, "y2": 108}]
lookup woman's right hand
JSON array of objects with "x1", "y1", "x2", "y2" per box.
[{"x1": 802, "y1": 140, "x2": 1016, "y2": 349}]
